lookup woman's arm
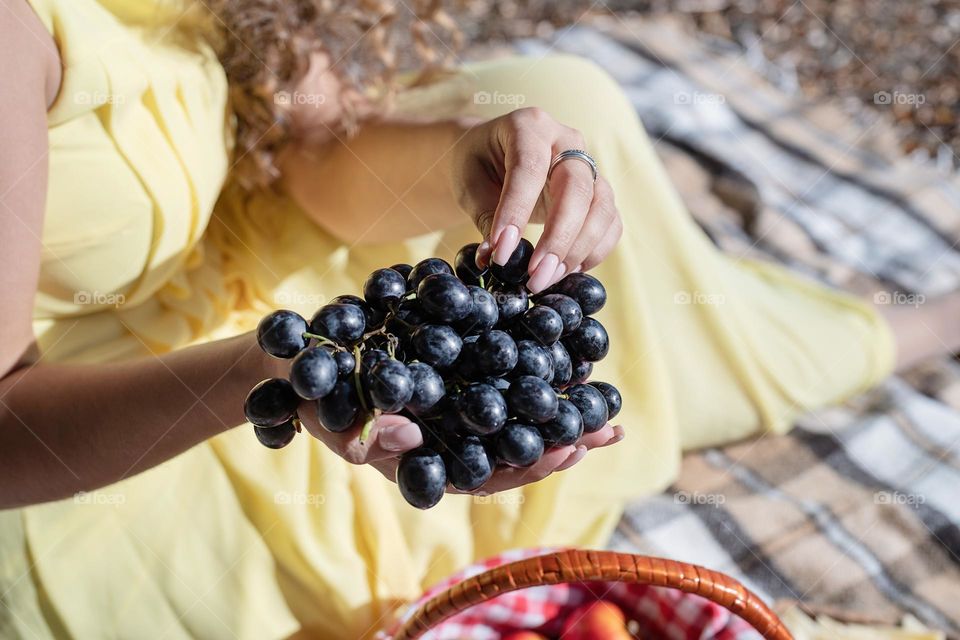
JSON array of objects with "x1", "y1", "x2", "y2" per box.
[
  {"x1": 282, "y1": 57, "x2": 622, "y2": 295},
  {"x1": 281, "y1": 118, "x2": 468, "y2": 245},
  {"x1": 0, "y1": 4, "x2": 281, "y2": 508}
]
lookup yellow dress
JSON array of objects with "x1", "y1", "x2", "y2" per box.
[{"x1": 6, "y1": 1, "x2": 893, "y2": 638}]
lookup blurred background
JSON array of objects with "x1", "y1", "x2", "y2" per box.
[{"x1": 460, "y1": 0, "x2": 960, "y2": 170}]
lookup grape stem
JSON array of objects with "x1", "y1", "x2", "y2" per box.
[
  {"x1": 359, "y1": 410, "x2": 380, "y2": 444},
  {"x1": 302, "y1": 332, "x2": 339, "y2": 349},
  {"x1": 352, "y1": 345, "x2": 371, "y2": 416}
]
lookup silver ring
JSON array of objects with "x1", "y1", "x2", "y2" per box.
[{"x1": 548, "y1": 149, "x2": 598, "y2": 183}]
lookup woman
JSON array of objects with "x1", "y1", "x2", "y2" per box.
[{"x1": 1, "y1": 0, "x2": 950, "y2": 638}]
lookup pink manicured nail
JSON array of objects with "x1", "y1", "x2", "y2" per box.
[
  {"x1": 526, "y1": 253, "x2": 559, "y2": 293},
  {"x1": 570, "y1": 264, "x2": 582, "y2": 274},
  {"x1": 379, "y1": 423, "x2": 423, "y2": 452},
  {"x1": 492, "y1": 225, "x2": 520, "y2": 266},
  {"x1": 548, "y1": 261, "x2": 568, "y2": 288}
]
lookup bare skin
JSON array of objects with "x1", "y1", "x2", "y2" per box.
[
  {"x1": 0, "y1": 4, "x2": 622, "y2": 508},
  {"x1": 2, "y1": 3, "x2": 951, "y2": 509}
]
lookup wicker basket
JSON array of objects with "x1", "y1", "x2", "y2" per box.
[{"x1": 392, "y1": 549, "x2": 793, "y2": 639}]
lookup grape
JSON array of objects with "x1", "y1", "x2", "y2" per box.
[
  {"x1": 490, "y1": 238, "x2": 534, "y2": 285},
  {"x1": 536, "y1": 293, "x2": 582, "y2": 336},
  {"x1": 454, "y1": 243, "x2": 488, "y2": 286},
  {"x1": 417, "y1": 273, "x2": 473, "y2": 322},
  {"x1": 566, "y1": 384, "x2": 608, "y2": 433},
  {"x1": 331, "y1": 295, "x2": 386, "y2": 331},
  {"x1": 408, "y1": 258, "x2": 453, "y2": 291},
  {"x1": 564, "y1": 317, "x2": 609, "y2": 362},
  {"x1": 333, "y1": 350, "x2": 356, "y2": 377},
  {"x1": 254, "y1": 421, "x2": 297, "y2": 449},
  {"x1": 310, "y1": 303, "x2": 366, "y2": 346},
  {"x1": 549, "y1": 272, "x2": 606, "y2": 315},
  {"x1": 406, "y1": 363, "x2": 446, "y2": 416},
  {"x1": 516, "y1": 305, "x2": 563, "y2": 346},
  {"x1": 506, "y1": 375, "x2": 558, "y2": 424},
  {"x1": 363, "y1": 268, "x2": 407, "y2": 311},
  {"x1": 435, "y1": 398, "x2": 466, "y2": 439},
  {"x1": 491, "y1": 284, "x2": 528, "y2": 325},
  {"x1": 397, "y1": 448, "x2": 446, "y2": 509},
  {"x1": 412, "y1": 324, "x2": 463, "y2": 369},
  {"x1": 257, "y1": 310, "x2": 308, "y2": 359},
  {"x1": 589, "y1": 381, "x2": 622, "y2": 419},
  {"x1": 570, "y1": 360, "x2": 593, "y2": 386},
  {"x1": 548, "y1": 341, "x2": 573, "y2": 387},
  {"x1": 368, "y1": 359, "x2": 414, "y2": 412},
  {"x1": 360, "y1": 348, "x2": 390, "y2": 373},
  {"x1": 482, "y1": 376, "x2": 511, "y2": 392},
  {"x1": 475, "y1": 330, "x2": 518, "y2": 376},
  {"x1": 538, "y1": 399, "x2": 584, "y2": 446},
  {"x1": 456, "y1": 383, "x2": 508, "y2": 436},
  {"x1": 390, "y1": 263, "x2": 413, "y2": 280},
  {"x1": 244, "y1": 378, "x2": 299, "y2": 427},
  {"x1": 454, "y1": 335, "x2": 482, "y2": 380},
  {"x1": 289, "y1": 347, "x2": 339, "y2": 400},
  {"x1": 316, "y1": 378, "x2": 365, "y2": 433},
  {"x1": 496, "y1": 422, "x2": 544, "y2": 467},
  {"x1": 511, "y1": 340, "x2": 555, "y2": 382},
  {"x1": 454, "y1": 286, "x2": 498, "y2": 335},
  {"x1": 247, "y1": 240, "x2": 618, "y2": 510},
  {"x1": 444, "y1": 435, "x2": 494, "y2": 491}
]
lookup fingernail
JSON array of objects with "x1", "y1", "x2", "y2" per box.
[
  {"x1": 526, "y1": 253, "x2": 559, "y2": 294},
  {"x1": 603, "y1": 433, "x2": 624, "y2": 447},
  {"x1": 548, "y1": 261, "x2": 568, "y2": 288},
  {"x1": 379, "y1": 423, "x2": 423, "y2": 452},
  {"x1": 570, "y1": 264, "x2": 582, "y2": 274},
  {"x1": 492, "y1": 225, "x2": 520, "y2": 266},
  {"x1": 557, "y1": 445, "x2": 588, "y2": 471}
]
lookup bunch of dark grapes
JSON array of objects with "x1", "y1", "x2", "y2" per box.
[{"x1": 244, "y1": 240, "x2": 622, "y2": 509}]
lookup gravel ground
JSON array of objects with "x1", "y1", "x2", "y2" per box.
[{"x1": 464, "y1": 0, "x2": 960, "y2": 168}]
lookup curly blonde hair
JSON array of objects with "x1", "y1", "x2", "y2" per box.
[{"x1": 204, "y1": 0, "x2": 465, "y2": 188}]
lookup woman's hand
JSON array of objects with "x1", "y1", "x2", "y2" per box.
[
  {"x1": 296, "y1": 406, "x2": 625, "y2": 495},
  {"x1": 451, "y1": 107, "x2": 623, "y2": 293}
]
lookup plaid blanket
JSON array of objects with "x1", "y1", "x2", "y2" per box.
[{"x1": 511, "y1": 15, "x2": 960, "y2": 636}]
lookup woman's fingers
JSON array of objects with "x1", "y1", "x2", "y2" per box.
[
  {"x1": 578, "y1": 423, "x2": 624, "y2": 450},
  {"x1": 580, "y1": 215, "x2": 623, "y2": 273},
  {"x1": 297, "y1": 405, "x2": 422, "y2": 465},
  {"x1": 472, "y1": 444, "x2": 577, "y2": 494},
  {"x1": 555, "y1": 177, "x2": 620, "y2": 280},
  {"x1": 482, "y1": 109, "x2": 557, "y2": 265},
  {"x1": 527, "y1": 152, "x2": 595, "y2": 293}
]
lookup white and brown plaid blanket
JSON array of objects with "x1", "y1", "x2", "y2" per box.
[{"x1": 506, "y1": 15, "x2": 960, "y2": 636}]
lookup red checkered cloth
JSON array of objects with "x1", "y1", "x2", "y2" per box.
[{"x1": 378, "y1": 548, "x2": 763, "y2": 639}]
